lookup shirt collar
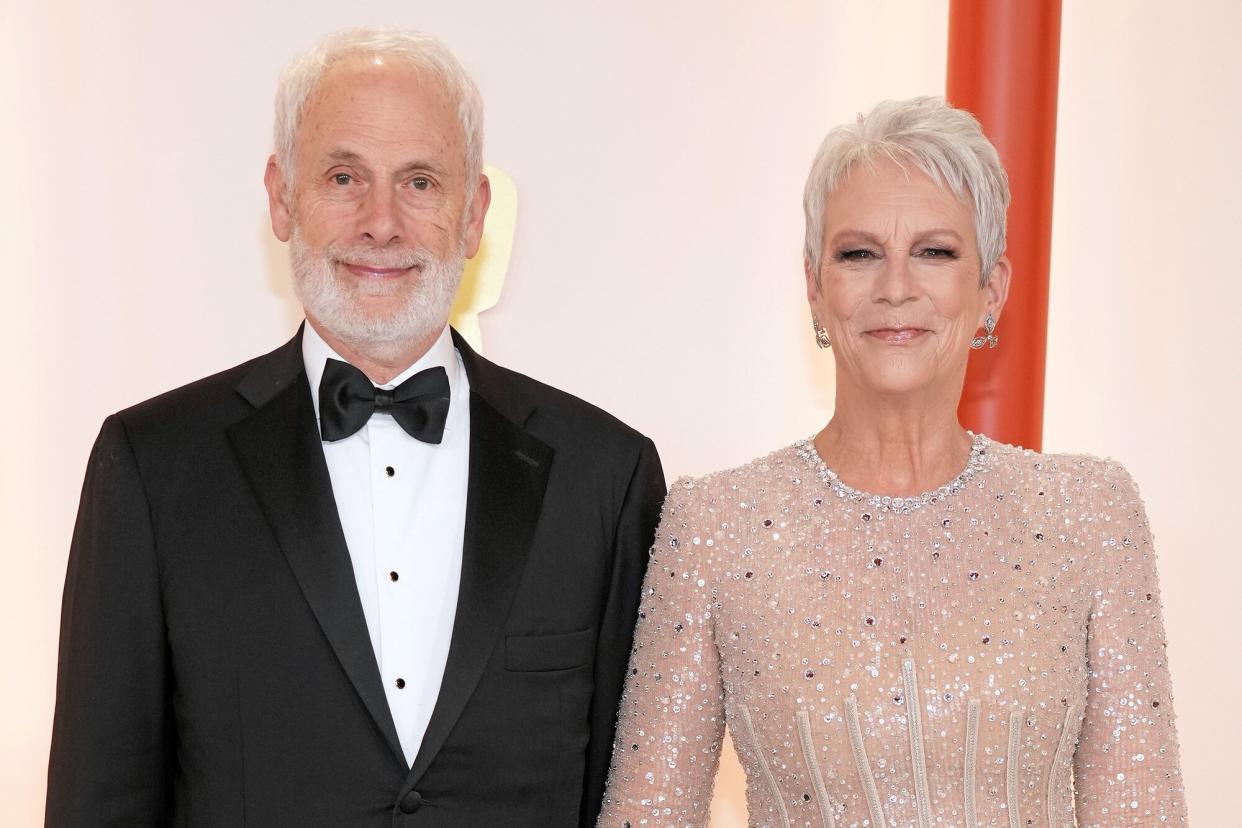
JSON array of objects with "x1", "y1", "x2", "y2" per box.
[{"x1": 302, "y1": 321, "x2": 464, "y2": 429}]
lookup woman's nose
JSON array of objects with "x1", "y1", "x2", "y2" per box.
[{"x1": 874, "y1": 254, "x2": 918, "y2": 305}]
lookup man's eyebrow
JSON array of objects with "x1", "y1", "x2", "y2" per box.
[
  {"x1": 321, "y1": 150, "x2": 445, "y2": 178},
  {"x1": 325, "y1": 149, "x2": 365, "y2": 164},
  {"x1": 393, "y1": 160, "x2": 446, "y2": 177}
]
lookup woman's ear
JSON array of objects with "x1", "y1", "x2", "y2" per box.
[
  {"x1": 805, "y1": 256, "x2": 822, "y2": 303},
  {"x1": 983, "y1": 254, "x2": 1012, "y2": 323}
]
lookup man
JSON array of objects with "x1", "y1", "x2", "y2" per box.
[{"x1": 46, "y1": 27, "x2": 664, "y2": 827}]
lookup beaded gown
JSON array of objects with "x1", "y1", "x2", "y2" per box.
[{"x1": 598, "y1": 436, "x2": 1187, "y2": 827}]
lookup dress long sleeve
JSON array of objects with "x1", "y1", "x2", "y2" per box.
[
  {"x1": 598, "y1": 478, "x2": 726, "y2": 828},
  {"x1": 1072, "y1": 462, "x2": 1188, "y2": 826}
]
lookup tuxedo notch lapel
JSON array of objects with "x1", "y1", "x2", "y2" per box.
[
  {"x1": 407, "y1": 389, "x2": 553, "y2": 786},
  {"x1": 227, "y1": 340, "x2": 405, "y2": 768}
]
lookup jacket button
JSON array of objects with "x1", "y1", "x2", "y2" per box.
[{"x1": 399, "y1": 790, "x2": 424, "y2": 814}]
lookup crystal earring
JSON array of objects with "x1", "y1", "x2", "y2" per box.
[
  {"x1": 812, "y1": 315, "x2": 831, "y2": 349},
  {"x1": 970, "y1": 314, "x2": 998, "y2": 349}
]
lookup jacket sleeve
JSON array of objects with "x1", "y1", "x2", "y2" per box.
[
  {"x1": 579, "y1": 436, "x2": 666, "y2": 827},
  {"x1": 46, "y1": 415, "x2": 173, "y2": 826}
]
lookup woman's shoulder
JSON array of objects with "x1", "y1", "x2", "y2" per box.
[
  {"x1": 983, "y1": 436, "x2": 1144, "y2": 504},
  {"x1": 663, "y1": 441, "x2": 811, "y2": 516}
]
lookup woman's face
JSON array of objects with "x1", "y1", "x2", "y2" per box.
[{"x1": 807, "y1": 159, "x2": 1009, "y2": 401}]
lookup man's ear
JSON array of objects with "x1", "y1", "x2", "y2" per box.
[
  {"x1": 461, "y1": 173, "x2": 492, "y2": 259},
  {"x1": 264, "y1": 155, "x2": 293, "y2": 243}
]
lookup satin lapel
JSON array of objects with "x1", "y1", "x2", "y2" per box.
[
  {"x1": 227, "y1": 369, "x2": 405, "y2": 767},
  {"x1": 406, "y1": 390, "x2": 553, "y2": 786}
]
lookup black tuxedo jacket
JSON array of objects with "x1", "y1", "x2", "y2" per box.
[{"x1": 46, "y1": 328, "x2": 665, "y2": 827}]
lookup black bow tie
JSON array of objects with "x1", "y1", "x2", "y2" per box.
[{"x1": 318, "y1": 358, "x2": 450, "y2": 443}]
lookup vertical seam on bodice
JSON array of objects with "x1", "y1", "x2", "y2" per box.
[
  {"x1": 963, "y1": 698, "x2": 981, "y2": 828},
  {"x1": 738, "y1": 704, "x2": 791, "y2": 828},
  {"x1": 844, "y1": 695, "x2": 887, "y2": 828},
  {"x1": 796, "y1": 709, "x2": 837, "y2": 828},
  {"x1": 1006, "y1": 708, "x2": 1023, "y2": 828},
  {"x1": 1046, "y1": 703, "x2": 1078, "y2": 828},
  {"x1": 902, "y1": 660, "x2": 934, "y2": 828}
]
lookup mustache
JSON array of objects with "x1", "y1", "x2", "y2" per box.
[{"x1": 324, "y1": 243, "x2": 436, "y2": 270}]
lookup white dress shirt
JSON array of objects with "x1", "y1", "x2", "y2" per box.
[{"x1": 303, "y1": 322, "x2": 470, "y2": 768}]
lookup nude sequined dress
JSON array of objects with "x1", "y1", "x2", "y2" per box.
[{"x1": 599, "y1": 436, "x2": 1186, "y2": 827}]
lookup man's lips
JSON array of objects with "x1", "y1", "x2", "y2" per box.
[
  {"x1": 865, "y1": 327, "x2": 931, "y2": 343},
  {"x1": 341, "y1": 262, "x2": 417, "y2": 279}
]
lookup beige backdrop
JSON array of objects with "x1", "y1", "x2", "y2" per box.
[{"x1": 3, "y1": 1, "x2": 1238, "y2": 824}]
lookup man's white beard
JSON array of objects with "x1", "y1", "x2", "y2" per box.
[{"x1": 289, "y1": 227, "x2": 464, "y2": 358}]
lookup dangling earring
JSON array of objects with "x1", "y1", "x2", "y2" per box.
[
  {"x1": 970, "y1": 314, "x2": 998, "y2": 349},
  {"x1": 812, "y1": 315, "x2": 831, "y2": 349}
]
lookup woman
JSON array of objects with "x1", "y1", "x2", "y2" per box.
[{"x1": 598, "y1": 98, "x2": 1186, "y2": 827}]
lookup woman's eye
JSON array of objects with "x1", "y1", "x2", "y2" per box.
[
  {"x1": 919, "y1": 247, "x2": 957, "y2": 258},
  {"x1": 839, "y1": 249, "x2": 876, "y2": 261},
  {"x1": 331, "y1": 173, "x2": 352, "y2": 186}
]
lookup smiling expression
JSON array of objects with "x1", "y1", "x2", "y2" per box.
[
  {"x1": 265, "y1": 55, "x2": 488, "y2": 344},
  {"x1": 807, "y1": 158, "x2": 1009, "y2": 400}
]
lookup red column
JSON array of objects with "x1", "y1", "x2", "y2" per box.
[{"x1": 948, "y1": 0, "x2": 1062, "y2": 451}]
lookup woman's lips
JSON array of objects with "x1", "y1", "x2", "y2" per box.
[{"x1": 865, "y1": 327, "x2": 930, "y2": 343}]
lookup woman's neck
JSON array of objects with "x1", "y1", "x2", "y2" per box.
[{"x1": 814, "y1": 392, "x2": 972, "y2": 497}]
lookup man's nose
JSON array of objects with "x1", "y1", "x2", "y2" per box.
[{"x1": 358, "y1": 185, "x2": 402, "y2": 245}]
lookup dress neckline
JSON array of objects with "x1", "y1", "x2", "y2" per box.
[{"x1": 793, "y1": 432, "x2": 991, "y2": 514}]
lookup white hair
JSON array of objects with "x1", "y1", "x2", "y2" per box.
[
  {"x1": 802, "y1": 97, "x2": 1010, "y2": 285},
  {"x1": 289, "y1": 229, "x2": 466, "y2": 358},
  {"x1": 273, "y1": 26, "x2": 484, "y2": 191}
]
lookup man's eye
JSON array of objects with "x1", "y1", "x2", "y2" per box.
[
  {"x1": 410, "y1": 177, "x2": 431, "y2": 191},
  {"x1": 331, "y1": 173, "x2": 352, "y2": 185}
]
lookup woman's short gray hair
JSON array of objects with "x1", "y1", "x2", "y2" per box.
[
  {"x1": 274, "y1": 26, "x2": 484, "y2": 191},
  {"x1": 802, "y1": 97, "x2": 1010, "y2": 285}
]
